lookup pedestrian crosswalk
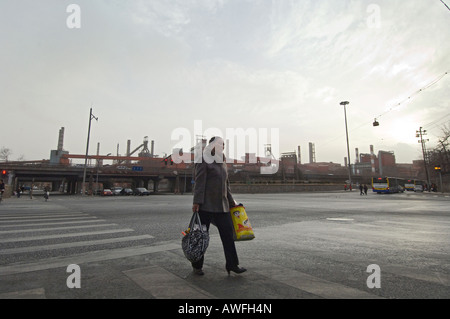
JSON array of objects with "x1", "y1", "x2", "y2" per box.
[
  {"x1": 0, "y1": 205, "x2": 384, "y2": 299},
  {"x1": 2, "y1": 199, "x2": 448, "y2": 299},
  {"x1": 0, "y1": 207, "x2": 158, "y2": 275}
]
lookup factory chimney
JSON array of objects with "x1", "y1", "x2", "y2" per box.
[
  {"x1": 370, "y1": 145, "x2": 376, "y2": 173},
  {"x1": 309, "y1": 142, "x2": 316, "y2": 163},
  {"x1": 151, "y1": 140, "x2": 154, "y2": 157},
  {"x1": 57, "y1": 127, "x2": 64, "y2": 151}
]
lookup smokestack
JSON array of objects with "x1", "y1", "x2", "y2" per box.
[
  {"x1": 355, "y1": 148, "x2": 359, "y2": 163},
  {"x1": 151, "y1": 140, "x2": 154, "y2": 157},
  {"x1": 370, "y1": 145, "x2": 376, "y2": 173},
  {"x1": 97, "y1": 142, "x2": 100, "y2": 167},
  {"x1": 57, "y1": 127, "x2": 64, "y2": 151},
  {"x1": 126, "y1": 140, "x2": 131, "y2": 164},
  {"x1": 309, "y1": 142, "x2": 316, "y2": 163},
  {"x1": 297, "y1": 146, "x2": 301, "y2": 164}
]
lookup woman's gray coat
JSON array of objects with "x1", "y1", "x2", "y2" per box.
[{"x1": 193, "y1": 160, "x2": 235, "y2": 213}]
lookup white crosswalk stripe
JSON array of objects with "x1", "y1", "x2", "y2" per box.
[
  {"x1": 0, "y1": 235, "x2": 154, "y2": 255},
  {"x1": 1, "y1": 228, "x2": 136, "y2": 243},
  {"x1": 0, "y1": 223, "x2": 118, "y2": 234},
  {"x1": 0, "y1": 213, "x2": 91, "y2": 220},
  {"x1": 0, "y1": 216, "x2": 99, "y2": 223},
  {"x1": 0, "y1": 219, "x2": 108, "y2": 228}
]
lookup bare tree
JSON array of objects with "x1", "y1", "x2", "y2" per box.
[
  {"x1": 0, "y1": 147, "x2": 12, "y2": 162},
  {"x1": 429, "y1": 125, "x2": 450, "y2": 174}
]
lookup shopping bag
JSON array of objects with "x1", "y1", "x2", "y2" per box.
[
  {"x1": 230, "y1": 204, "x2": 255, "y2": 241},
  {"x1": 181, "y1": 212, "x2": 209, "y2": 263}
]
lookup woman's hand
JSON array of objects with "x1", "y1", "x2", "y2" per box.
[{"x1": 192, "y1": 203, "x2": 200, "y2": 213}]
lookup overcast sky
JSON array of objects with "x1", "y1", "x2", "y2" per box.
[{"x1": 1, "y1": 0, "x2": 449, "y2": 165}]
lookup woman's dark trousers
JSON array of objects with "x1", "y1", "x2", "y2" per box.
[{"x1": 191, "y1": 211, "x2": 239, "y2": 270}]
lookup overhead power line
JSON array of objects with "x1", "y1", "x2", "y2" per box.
[
  {"x1": 319, "y1": 71, "x2": 449, "y2": 149},
  {"x1": 440, "y1": 0, "x2": 450, "y2": 11},
  {"x1": 373, "y1": 71, "x2": 448, "y2": 122},
  {"x1": 424, "y1": 112, "x2": 450, "y2": 130}
]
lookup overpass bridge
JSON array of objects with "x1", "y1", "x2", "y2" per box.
[
  {"x1": 1, "y1": 154, "x2": 353, "y2": 197},
  {"x1": 0, "y1": 155, "x2": 195, "y2": 195}
]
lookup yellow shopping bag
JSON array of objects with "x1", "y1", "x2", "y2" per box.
[{"x1": 230, "y1": 204, "x2": 255, "y2": 241}]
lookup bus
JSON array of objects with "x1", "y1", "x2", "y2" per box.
[
  {"x1": 404, "y1": 179, "x2": 425, "y2": 192},
  {"x1": 404, "y1": 179, "x2": 415, "y2": 191},
  {"x1": 372, "y1": 177, "x2": 405, "y2": 194},
  {"x1": 414, "y1": 180, "x2": 425, "y2": 192}
]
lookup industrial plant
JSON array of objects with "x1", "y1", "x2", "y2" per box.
[{"x1": 0, "y1": 126, "x2": 444, "y2": 197}]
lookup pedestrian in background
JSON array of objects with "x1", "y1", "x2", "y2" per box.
[{"x1": 0, "y1": 180, "x2": 5, "y2": 198}]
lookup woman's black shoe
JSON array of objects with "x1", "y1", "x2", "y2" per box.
[
  {"x1": 193, "y1": 268, "x2": 204, "y2": 276},
  {"x1": 226, "y1": 266, "x2": 247, "y2": 275}
]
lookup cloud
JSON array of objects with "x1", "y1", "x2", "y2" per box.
[{"x1": 1, "y1": 0, "x2": 449, "y2": 165}]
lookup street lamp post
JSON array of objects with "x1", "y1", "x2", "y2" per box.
[
  {"x1": 340, "y1": 101, "x2": 352, "y2": 189},
  {"x1": 416, "y1": 127, "x2": 430, "y2": 190},
  {"x1": 82, "y1": 107, "x2": 98, "y2": 196}
]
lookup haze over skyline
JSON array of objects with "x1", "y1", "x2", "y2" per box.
[{"x1": 1, "y1": 0, "x2": 450, "y2": 165}]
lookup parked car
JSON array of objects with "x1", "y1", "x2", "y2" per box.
[
  {"x1": 134, "y1": 187, "x2": 150, "y2": 196},
  {"x1": 102, "y1": 189, "x2": 113, "y2": 196},
  {"x1": 120, "y1": 188, "x2": 133, "y2": 196},
  {"x1": 112, "y1": 187, "x2": 123, "y2": 196}
]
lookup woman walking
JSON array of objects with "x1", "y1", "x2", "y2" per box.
[{"x1": 191, "y1": 136, "x2": 246, "y2": 276}]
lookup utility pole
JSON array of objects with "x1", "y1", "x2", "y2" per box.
[
  {"x1": 82, "y1": 107, "x2": 98, "y2": 196},
  {"x1": 340, "y1": 101, "x2": 352, "y2": 189},
  {"x1": 416, "y1": 127, "x2": 430, "y2": 190},
  {"x1": 96, "y1": 142, "x2": 100, "y2": 194}
]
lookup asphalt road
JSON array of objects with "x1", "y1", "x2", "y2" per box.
[{"x1": 0, "y1": 190, "x2": 449, "y2": 301}]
